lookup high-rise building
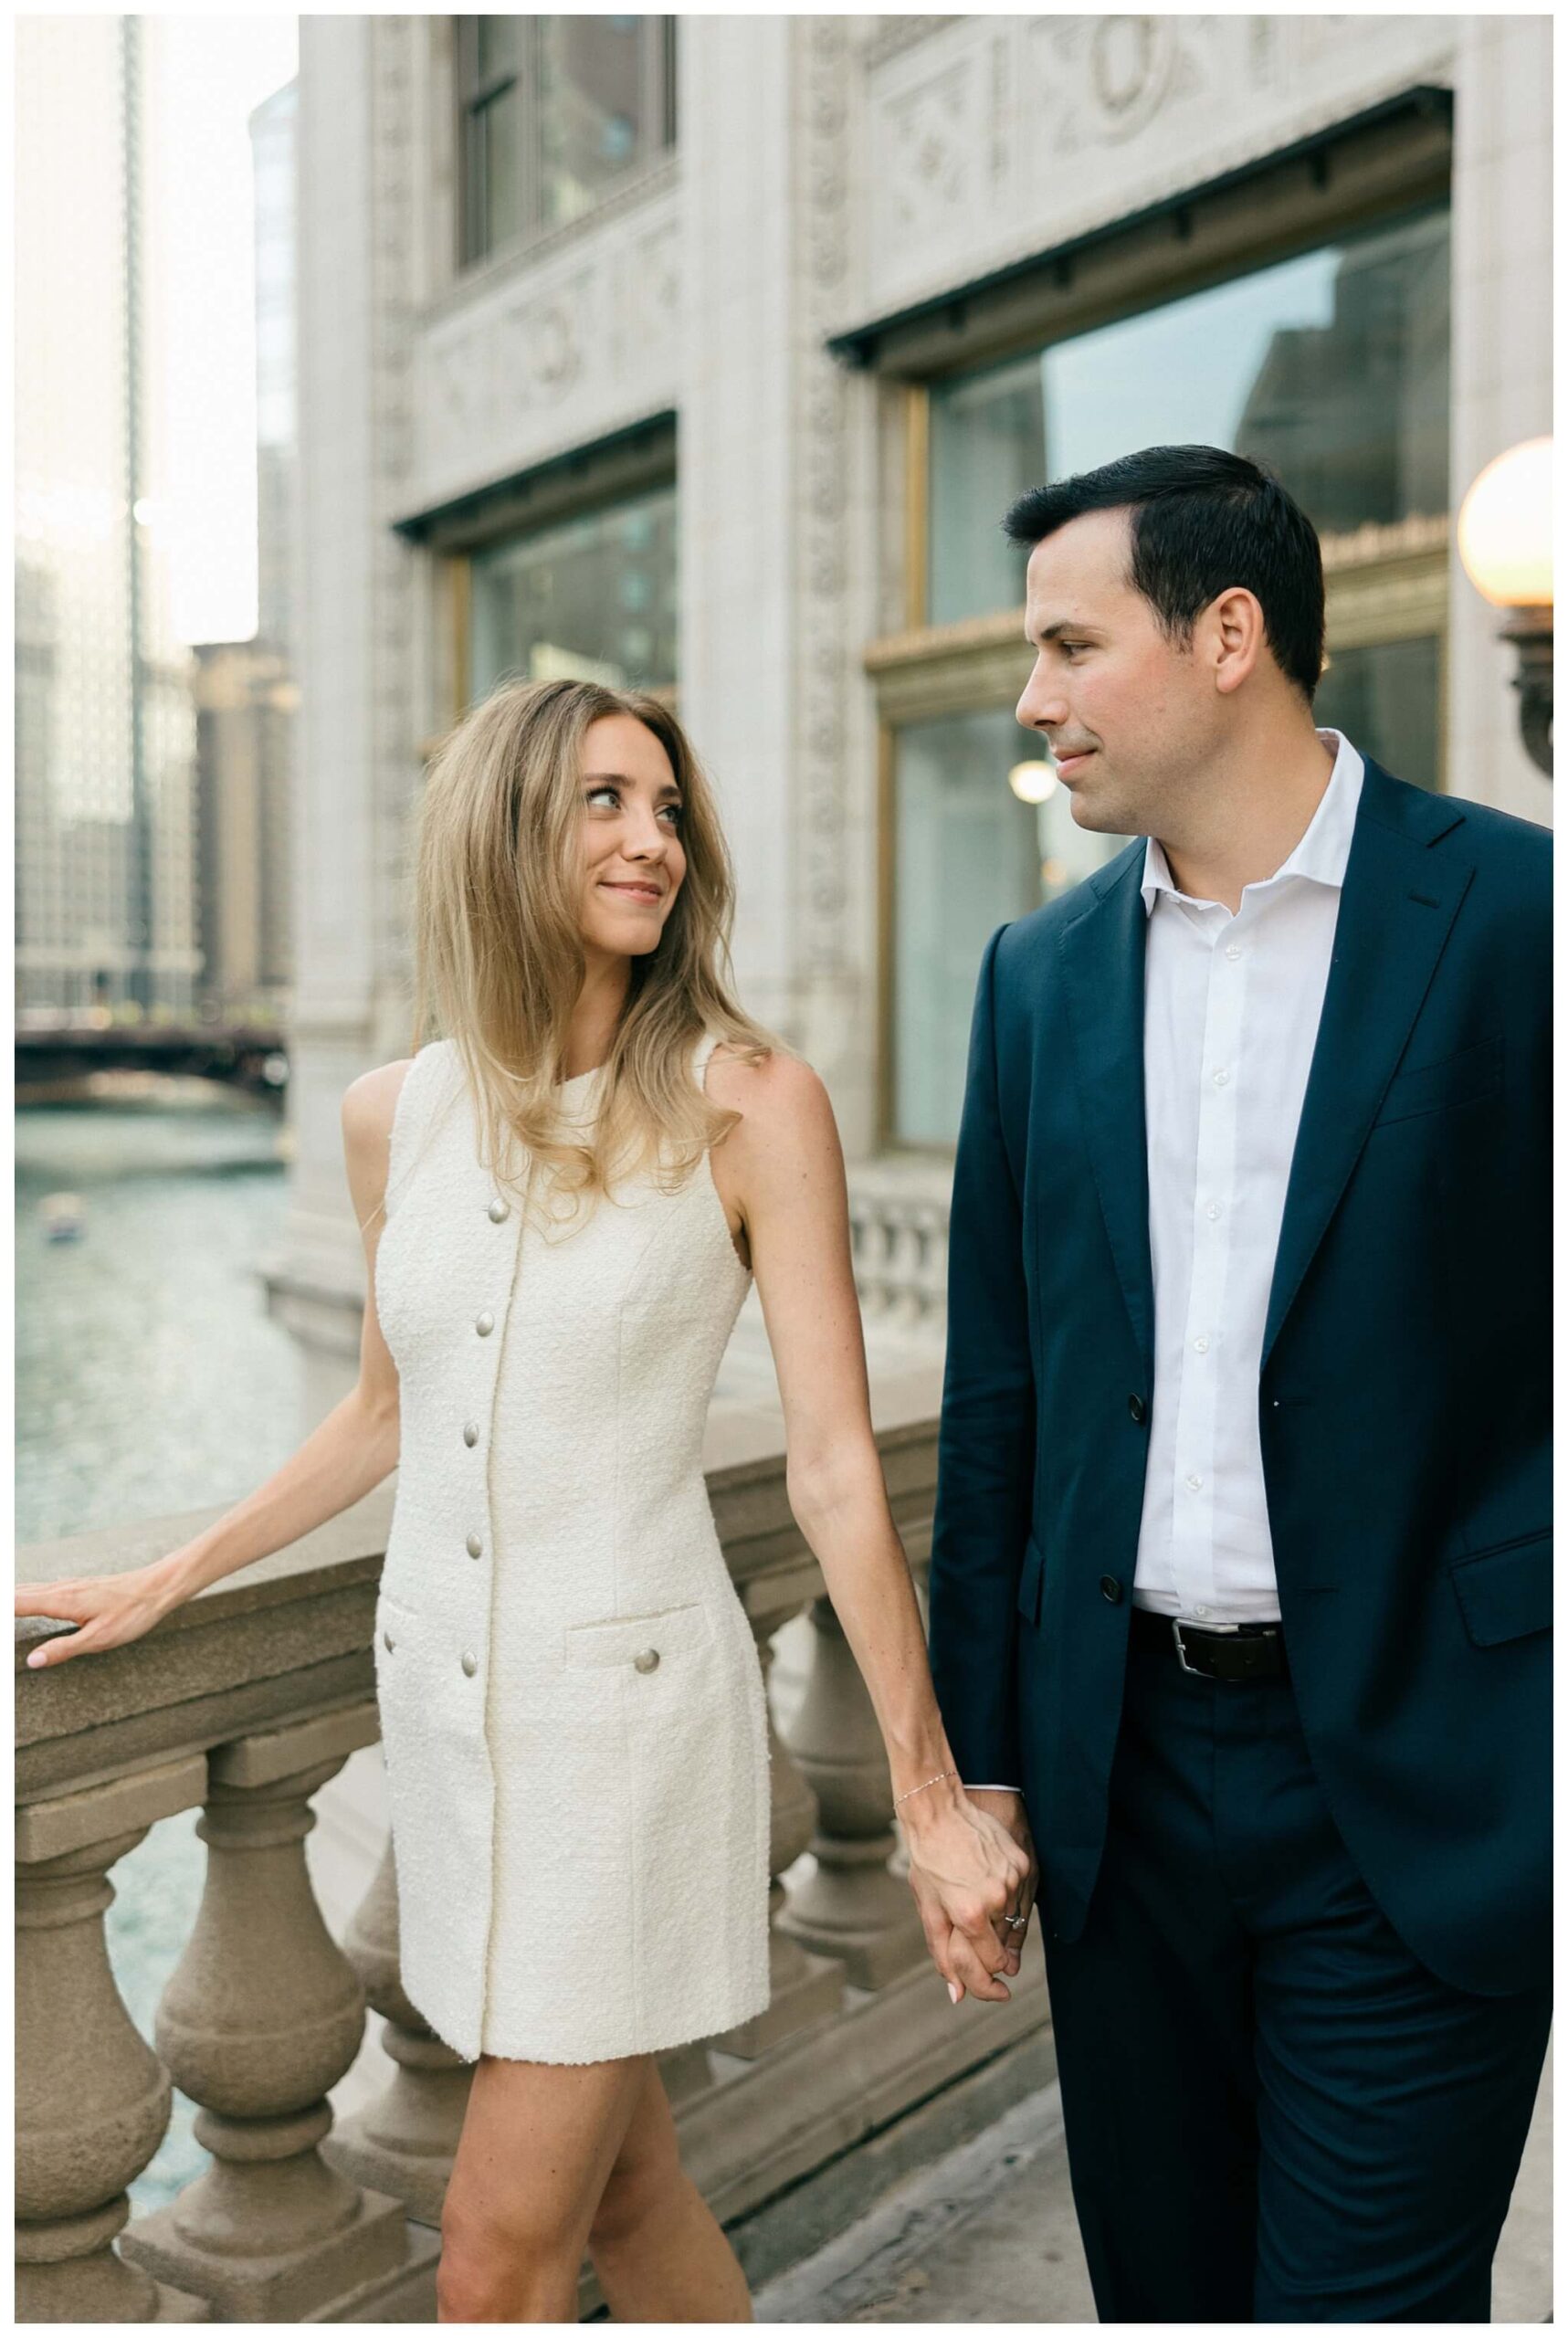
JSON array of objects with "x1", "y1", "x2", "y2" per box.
[
  {"x1": 191, "y1": 78, "x2": 299, "y2": 1026},
  {"x1": 14, "y1": 16, "x2": 199, "y2": 1016}
]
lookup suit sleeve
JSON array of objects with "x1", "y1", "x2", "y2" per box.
[{"x1": 926, "y1": 921, "x2": 1036, "y2": 1786}]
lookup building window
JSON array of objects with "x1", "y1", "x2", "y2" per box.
[
  {"x1": 468, "y1": 484, "x2": 678, "y2": 703},
  {"x1": 457, "y1": 16, "x2": 677, "y2": 264},
  {"x1": 870, "y1": 187, "x2": 1453, "y2": 1152},
  {"x1": 927, "y1": 202, "x2": 1450, "y2": 628}
]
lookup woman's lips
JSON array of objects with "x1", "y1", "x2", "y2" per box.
[{"x1": 599, "y1": 879, "x2": 663, "y2": 902}]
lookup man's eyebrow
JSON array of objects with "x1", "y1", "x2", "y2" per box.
[{"x1": 1026, "y1": 618, "x2": 1103, "y2": 648}]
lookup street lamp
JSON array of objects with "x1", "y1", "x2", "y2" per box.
[{"x1": 1457, "y1": 437, "x2": 1553, "y2": 776}]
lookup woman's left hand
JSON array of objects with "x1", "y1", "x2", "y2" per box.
[{"x1": 901, "y1": 1781, "x2": 1034, "y2": 2006}]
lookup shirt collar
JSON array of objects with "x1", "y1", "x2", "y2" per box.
[{"x1": 1140, "y1": 730, "x2": 1366, "y2": 917}]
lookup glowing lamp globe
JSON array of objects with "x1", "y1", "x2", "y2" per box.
[
  {"x1": 1008, "y1": 759, "x2": 1058, "y2": 805},
  {"x1": 1458, "y1": 438, "x2": 1552, "y2": 609}
]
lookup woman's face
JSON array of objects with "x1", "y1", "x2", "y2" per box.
[{"x1": 574, "y1": 713, "x2": 687, "y2": 960}]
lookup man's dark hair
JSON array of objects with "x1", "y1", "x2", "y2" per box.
[{"x1": 1003, "y1": 445, "x2": 1325, "y2": 702}]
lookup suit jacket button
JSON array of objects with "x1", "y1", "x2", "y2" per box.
[
  {"x1": 633, "y1": 1648, "x2": 660, "y2": 1673},
  {"x1": 1128, "y1": 1394, "x2": 1148, "y2": 1425},
  {"x1": 1100, "y1": 1575, "x2": 1123, "y2": 1604}
]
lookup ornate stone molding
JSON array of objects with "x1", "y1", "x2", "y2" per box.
[
  {"x1": 862, "y1": 14, "x2": 1459, "y2": 322},
  {"x1": 792, "y1": 17, "x2": 857, "y2": 975},
  {"x1": 410, "y1": 187, "x2": 681, "y2": 517}
]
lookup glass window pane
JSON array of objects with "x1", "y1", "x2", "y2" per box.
[
  {"x1": 1313, "y1": 636, "x2": 1440, "y2": 791},
  {"x1": 480, "y1": 89, "x2": 521, "y2": 251},
  {"x1": 928, "y1": 358, "x2": 1040, "y2": 627},
  {"x1": 476, "y1": 16, "x2": 519, "y2": 82},
  {"x1": 468, "y1": 487, "x2": 678, "y2": 705},
  {"x1": 540, "y1": 16, "x2": 649, "y2": 229},
  {"x1": 892, "y1": 710, "x2": 1128, "y2": 1144},
  {"x1": 929, "y1": 203, "x2": 1450, "y2": 623}
]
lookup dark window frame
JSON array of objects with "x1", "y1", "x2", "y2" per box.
[{"x1": 456, "y1": 16, "x2": 679, "y2": 268}]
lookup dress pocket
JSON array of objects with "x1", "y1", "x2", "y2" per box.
[{"x1": 562, "y1": 1600, "x2": 715, "y2": 1670}]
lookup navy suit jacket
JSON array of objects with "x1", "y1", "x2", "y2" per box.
[{"x1": 927, "y1": 756, "x2": 1551, "y2": 1997}]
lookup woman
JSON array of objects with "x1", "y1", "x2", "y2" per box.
[{"x1": 17, "y1": 679, "x2": 1031, "y2": 2322}]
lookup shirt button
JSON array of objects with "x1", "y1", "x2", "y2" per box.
[
  {"x1": 1194, "y1": 1336, "x2": 1210, "y2": 1354},
  {"x1": 633, "y1": 1648, "x2": 661, "y2": 1673},
  {"x1": 1185, "y1": 1472, "x2": 1204, "y2": 1491},
  {"x1": 466, "y1": 1532, "x2": 482, "y2": 1558},
  {"x1": 460, "y1": 1650, "x2": 478, "y2": 1677},
  {"x1": 463, "y1": 1421, "x2": 479, "y2": 1448},
  {"x1": 488, "y1": 1197, "x2": 509, "y2": 1222},
  {"x1": 1205, "y1": 1202, "x2": 1222, "y2": 1221},
  {"x1": 383, "y1": 1628, "x2": 395, "y2": 1652},
  {"x1": 476, "y1": 1311, "x2": 494, "y2": 1336},
  {"x1": 1225, "y1": 943, "x2": 1243, "y2": 962},
  {"x1": 1213, "y1": 1069, "x2": 1230, "y2": 1088},
  {"x1": 1194, "y1": 1605, "x2": 1210, "y2": 1618}
]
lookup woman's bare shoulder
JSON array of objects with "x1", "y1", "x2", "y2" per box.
[
  {"x1": 706, "y1": 1043, "x2": 836, "y2": 1143},
  {"x1": 342, "y1": 1057, "x2": 416, "y2": 1148}
]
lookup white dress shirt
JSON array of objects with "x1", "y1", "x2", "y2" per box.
[
  {"x1": 966, "y1": 731, "x2": 1363, "y2": 1791},
  {"x1": 1131, "y1": 728, "x2": 1363, "y2": 1622}
]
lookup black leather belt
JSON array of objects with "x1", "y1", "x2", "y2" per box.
[{"x1": 1129, "y1": 1601, "x2": 1288, "y2": 1682}]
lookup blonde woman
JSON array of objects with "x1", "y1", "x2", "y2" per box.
[{"x1": 16, "y1": 679, "x2": 1029, "y2": 2322}]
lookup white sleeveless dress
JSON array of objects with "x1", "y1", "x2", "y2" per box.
[{"x1": 371, "y1": 1030, "x2": 771, "y2": 2063}]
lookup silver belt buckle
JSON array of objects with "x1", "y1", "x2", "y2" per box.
[{"x1": 1171, "y1": 1617, "x2": 1243, "y2": 1676}]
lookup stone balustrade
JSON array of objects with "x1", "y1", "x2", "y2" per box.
[{"x1": 15, "y1": 1364, "x2": 1048, "y2": 2322}]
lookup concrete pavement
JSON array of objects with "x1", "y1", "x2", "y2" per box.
[{"x1": 756, "y1": 2036, "x2": 1552, "y2": 2323}]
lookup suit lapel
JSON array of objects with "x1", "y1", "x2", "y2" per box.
[
  {"x1": 1057, "y1": 848, "x2": 1155, "y2": 1387},
  {"x1": 1260, "y1": 761, "x2": 1474, "y2": 1371}
]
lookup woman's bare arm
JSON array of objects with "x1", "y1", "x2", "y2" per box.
[
  {"x1": 708, "y1": 1047, "x2": 1030, "y2": 2001},
  {"x1": 16, "y1": 1060, "x2": 413, "y2": 1668}
]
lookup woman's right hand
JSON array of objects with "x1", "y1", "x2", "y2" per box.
[{"x1": 16, "y1": 1558, "x2": 184, "y2": 1670}]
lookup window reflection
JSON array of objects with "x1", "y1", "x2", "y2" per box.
[
  {"x1": 893, "y1": 710, "x2": 1128, "y2": 1145},
  {"x1": 928, "y1": 204, "x2": 1450, "y2": 626},
  {"x1": 1313, "y1": 637, "x2": 1440, "y2": 791},
  {"x1": 468, "y1": 489, "x2": 678, "y2": 704}
]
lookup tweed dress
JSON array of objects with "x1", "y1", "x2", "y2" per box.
[{"x1": 371, "y1": 1031, "x2": 771, "y2": 2063}]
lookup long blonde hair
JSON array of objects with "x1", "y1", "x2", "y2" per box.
[{"x1": 408, "y1": 676, "x2": 780, "y2": 1220}]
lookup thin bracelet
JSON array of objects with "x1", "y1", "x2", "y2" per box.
[{"x1": 894, "y1": 1766, "x2": 959, "y2": 1809}]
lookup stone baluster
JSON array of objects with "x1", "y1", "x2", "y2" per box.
[
  {"x1": 324, "y1": 1831, "x2": 473, "y2": 2227},
  {"x1": 16, "y1": 1757, "x2": 211, "y2": 2324},
  {"x1": 717, "y1": 1603, "x2": 844, "y2": 2058},
  {"x1": 775, "y1": 1596, "x2": 927, "y2": 1988},
  {"x1": 119, "y1": 1709, "x2": 410, "y2": 2321}
]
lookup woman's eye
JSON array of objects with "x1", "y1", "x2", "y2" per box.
[
  {"x1": 586, "y1": 785, "x2": 618, "y2": 808},
  {"x1": 658, "y1": 803, "x2": 684, "y2": 827}
]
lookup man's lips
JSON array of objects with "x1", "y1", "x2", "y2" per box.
[{"x1": 1054, "y1": 750, "x2": 1096, "y2": 776}]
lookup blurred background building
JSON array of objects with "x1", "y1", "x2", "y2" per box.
[
  {"x1": 274, "y1": 13, "x2": 1551, "y2": 1398},
  {"x1": 15, "y1": 15, "x2": 199, "y2": 1018},
  {"x1": 189, "y1": 79, "x2": 300, "y2": 1027}
]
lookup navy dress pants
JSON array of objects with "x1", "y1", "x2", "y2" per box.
[{"x1": 1038, "y1": 1626, "x2": 1551, "y2": 2322}]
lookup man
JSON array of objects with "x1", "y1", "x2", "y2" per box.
[{"x1": 920, "y1": 445, "x2": 1551, "y2": 2321}]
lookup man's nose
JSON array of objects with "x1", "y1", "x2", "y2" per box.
[{"x1": 1016, "y1": 670, "x2": 1068, "y2": 732}]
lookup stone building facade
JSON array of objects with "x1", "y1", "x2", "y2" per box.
[{"x1": 275, "y1": 14, "x2": 1552, "y2": 1408}]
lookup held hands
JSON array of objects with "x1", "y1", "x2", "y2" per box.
[
  {"x1": 900, "y1": 1779, "x2": 1037, "y2": 2006},
  {"x1": 15, "y1": 1561, "x2": 183, "y2": 1670}
]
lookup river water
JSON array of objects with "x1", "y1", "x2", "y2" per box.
[{"x1": 17, "y1": 1084, "x2": 307, "y2": 2212}]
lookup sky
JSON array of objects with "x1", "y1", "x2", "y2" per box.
[{"x1": 154, "y1": 16, "x2": 299, "y2": 646}]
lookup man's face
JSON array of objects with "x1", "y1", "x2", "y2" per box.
[{"x1": 1015, "y1": 506, "x2": 1220, "y2": 837}]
